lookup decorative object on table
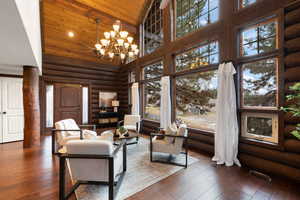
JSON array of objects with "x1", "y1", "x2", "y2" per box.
[
  {"x1": 150, "y1": 124, "x2": 189, "y2": 168},
  {"x1": 116, "y1": 126, "x2": 129, "y2": 137},
  {"x1": 99, "y1": 91, "x2": 117, "y2": 108},
  {"x1": 281, "y1": 82, "x2": 300, "y2": 140},
  {"x1": 90, "y1": 18, "x2": 139, "y2": 63},
  {"x1": 112, "y1": 100, "x2": 120, "y2": 112}
]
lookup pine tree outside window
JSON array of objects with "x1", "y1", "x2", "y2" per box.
[{"x1": 176, "y1": 0, "x2": 219, "y2": 38}]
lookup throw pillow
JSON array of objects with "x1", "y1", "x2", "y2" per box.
[{"x1": 165, "y1": 122, "x2": 178, "y2": 144}]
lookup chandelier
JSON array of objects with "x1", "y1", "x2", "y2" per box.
[{"x1": 93, "y1": 19, "x2": 139, "y2": 62}]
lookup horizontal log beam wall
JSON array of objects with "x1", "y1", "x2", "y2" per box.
[{"x1": 41, "y1": 55, "x2": 125, "y2": 133}]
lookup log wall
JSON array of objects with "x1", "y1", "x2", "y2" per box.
[{"x1": 41, "y1": 55, "x2": 125, "y2": 133}]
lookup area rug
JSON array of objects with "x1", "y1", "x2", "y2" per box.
[{"x1": 69, "y1": 137, "x2": 198, "y2": 200}]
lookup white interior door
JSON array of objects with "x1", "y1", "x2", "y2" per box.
[{"x1": 1, "y1": 78, "x2": 24, "y2": 143}]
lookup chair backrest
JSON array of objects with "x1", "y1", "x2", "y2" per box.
[
  {"x1": 124, "y1": 115, "x2": 141, "y2": 130},
  {"x1": 66, "y1": 140, "x2": 122, "y2": 182},
  {"x1": 55, "y1": 119, "x2": 80, "y2": 144},
  {"x1": 174, "y1": 124, "x2": 188, "y2": 149}
]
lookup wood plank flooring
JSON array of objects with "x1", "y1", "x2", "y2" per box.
[{"x1": 0, "y1": 135, "x2": 299, "y2": 200}]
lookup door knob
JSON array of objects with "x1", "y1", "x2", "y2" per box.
[{"x1": 2, "y1": 112, "x2": 6, "y2": 114}]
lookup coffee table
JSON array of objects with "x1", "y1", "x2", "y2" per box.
[{"x1": 113, "y1": 130, "x2": 139, "y2": 145}]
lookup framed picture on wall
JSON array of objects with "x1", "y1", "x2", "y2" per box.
[{"x1": 99, "y1": 91, "x2": 117, "y2": 107}]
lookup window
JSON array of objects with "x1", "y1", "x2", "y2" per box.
[
  {"x1": 176, "y1": 70, "x2": 218, "y2": 132},
  {"x1": 175, "y1": 41, "x2": 219, "y2": 72},
  {"x1": 240, "y1": 20, "x2": 278, "y2": 57},
  {"x1": 241, "y1": 58, "x2": 278, "y2": 108},
  {"x1": 239, "y1": 17, "x2": 280, "y2": 144},
  {"x1": 129, "y1": 71, "x2": 136, "y2": 83},
  {"x1": 240, "y1": 0, "x2": 256, "y2": 8},
  {"x1": 142, "y1": 61, "x2": 163, "y2": 80},
  {"x1": 144, "y1": 80, "x2": 161, "y2": 121},
  {"x1": 176, "y1": 0, "x2": 219, "y2": 38},
  {"x1": 143, "y1": 0, "x2": 163, "y2": 55},
  {"x1": 82, "y1": 87, "x2": 89, "y2": 124},
  {"x1": 46, "y1": 84, "x2": 54, "y2": 128},
  {"x1": 241, "y1": 113, "x2": 278, "y2": 143}
]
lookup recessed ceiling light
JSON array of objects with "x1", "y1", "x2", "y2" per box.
[{"x1": 68, "y1": 31, "x2": 74, "y2": 38}]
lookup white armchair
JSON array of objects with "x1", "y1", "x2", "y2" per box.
[
  {"x1": 59, "y1": 139, "x2": 127, "y2": 200},
  {"x1": 117, "y1": 115, "x2": 141, "y2": 133},
  {"x1": 150, "y1": 124, "x2": 189, "y2": 168},
  {"x1": 52, "y1": 119, "x2": 113, "y2": 154}
]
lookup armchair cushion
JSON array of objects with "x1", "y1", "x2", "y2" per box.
[
  {"x1": 66, "y1": 140, "x2": 123, "y2": 182},
  {"x1": 124, "y1": 115, "x2": 141, "y2": 132}
]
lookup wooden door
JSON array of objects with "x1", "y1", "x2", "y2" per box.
[
  {"x1": 1, "y1": 78, "x2": 24, "y2": 143},
  {"x1": 54, "y1": 83, "x2": 82, "y2": 125}
]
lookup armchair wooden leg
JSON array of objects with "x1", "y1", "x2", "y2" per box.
[
  {"x1": 59, "y1": 157, "x2": 66, "y2": 200},
  {"x1": 52, "y1": 130, "x2": 56, "y2": 155},
  {"x1": 109, "y1": 158, "x2": 114, "y2": 200}
]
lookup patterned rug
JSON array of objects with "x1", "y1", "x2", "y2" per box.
[{"x1": 69, "y1": 137, "x2": 198, "y2": 200}]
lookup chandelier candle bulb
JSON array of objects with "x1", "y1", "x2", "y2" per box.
[
  {"x1": 117, "y1": 39, "x2": 124, "y2": 46},
  {"x1": 100, "y1": 49, "x2": 105, "y2": 55},
  {"x1": 131, "y1": 44, "x2": 137, "y2": 50},
  {"x1": 108, "y1": 52, "x2": 114, "y2": 58},
  {"x1": 95, "y1": 43, "x2": 102, "y2": 50},
  {"x1": 104, "y1": 32, "x2": 110, "y2": 39},
  {"x1": 110, "y1": 31, "x2": 116, "y2": 38},
  {"x1": 124, "y1": 43, "x2": 129, "y2": 48},
  {"x1": 127, "y1": 36, "x2": 133, "y2": 43},
  {"x1": 120, "y1": 31, "x2": 128, "y2": 38},
  {"x1": 113, "y1": 20, "x2": 121, "y2": 32},
  {"x1": 120, "y1": 53, "x2": 126, "y2": 60},
  {"x1": 134, "y1": 49, "x2": 139, "y2": 55},
  {"x1": 129, "y1": 52, "x2": 134, "y2": 57}
]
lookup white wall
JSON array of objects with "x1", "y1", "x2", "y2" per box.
[
  {"x1": 14, "y1": 0, "x2": 42, "y2": 72},
  {"x1": 0, "y1": 64, "x2": 23, "y2": 76},
  {"x1": 0, "y1": 0, "x2": 42, "y2": 75}
]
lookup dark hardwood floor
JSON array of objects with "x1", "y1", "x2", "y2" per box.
[{"x1": 0, "y1": 135, "x2": 299, "y2": 200}]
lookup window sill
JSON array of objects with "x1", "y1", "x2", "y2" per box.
[{"x1": 240, "y1": 137, "x2": 282, "y2": 150}]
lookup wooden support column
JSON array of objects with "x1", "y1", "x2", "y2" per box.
[{"x1": 23, "y1": 66, "x2": 40, "y2": 148}]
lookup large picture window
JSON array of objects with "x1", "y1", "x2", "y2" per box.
[
  {"x1": 241, "y1": 58, "x2": 278, "y2": 108},
  {"x1": 143, "y1": 0, "x2": 163, "y2": 55},
  {"x1": 142, "y1": 61, "x2": 163, "y2": 80},
  {"x1": 176, "y1": 70, "x2": 218, "y2": 132},
  {"x1": 176, "y1": 0, "x2": 219, "y2": 38},
  {"x1": 144, "y1": 80, "x2": 161, "y2": 121},
  {"x1": 240, "y1": 19, "x2": 278, "y2": 57},
  {"x1": 142, "y1": 61, "x2": 163, "y2": 121},
  {"x1": 175, "y1": 41, "x2": 219, "y2": 72}
]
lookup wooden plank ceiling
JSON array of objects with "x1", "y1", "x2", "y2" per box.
[{"x1": 42, "y1": 0, "x2": 147, "y2": 64}]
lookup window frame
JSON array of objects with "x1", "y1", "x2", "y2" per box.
[
  {"x1": 174, "y1": 68, "x2": 218, "y2": 133},
  {"x1": 239, "y1": 0, "x2": 257, "y2": 9},
  {"x1": 236, "y1": 12, "x2": 284, "y2": 147},
  {"x1": 141, "y1": 60, "x2": 164, "y2": 122},
  {"x1": 239, "y1": 17, "x2": 279, "y2": 58},
  {"x1": 241, "y1": 112, "x2": 279, "y2": 144},
  {"x1": 142, "y1": 0, "x2": 164, "y2": 56},
  {"x1": 174, "y1": 0, "x2": 220, "y2": 39},
  {"x1": 174, "y1": 40, "x2": 220, "y2": 73},
  {"x1": 240, "y1": 56, "x2": 279, "y2": 110}
]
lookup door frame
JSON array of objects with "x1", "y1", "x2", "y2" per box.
[{"x1": 41, "y1": 79, "x2": 91, "y2": 135}]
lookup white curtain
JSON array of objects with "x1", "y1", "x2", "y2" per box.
[
  {"x1": 160, "y1": 0, "x2": 170, "y2": 9},
  {"x1": 212, "y1": 62, "x2": 241, "y2": 167},
  {"x1": 160, "y1": 76, "x2": 172, "y2": 129},
  {"x1": 131, "y1": 82, "x2": 140, "y2": 115}
]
